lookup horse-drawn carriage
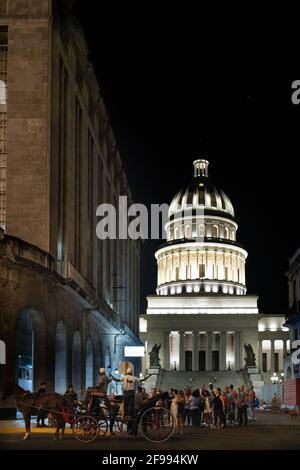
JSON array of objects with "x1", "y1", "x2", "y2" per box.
[
  {"x1": 72, "y1": 389, "x2": 176, "y2": 443},
  {"x1": 2, "y1": 383, "x2": 176, "y2": 443}
]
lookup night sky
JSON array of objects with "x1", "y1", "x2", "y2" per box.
[{"x1": 74, "y1": 4, "x2": 300, "y2": 315}]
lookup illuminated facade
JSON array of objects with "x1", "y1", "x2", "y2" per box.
[{"x1": 140, "y1": 160, "x2": 289, "y2": 395}]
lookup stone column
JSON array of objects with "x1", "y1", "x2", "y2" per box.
[
  {"x1": 234, "y1": 331, "x2": 241, "y2": 370},
  {"x1": 270, "y1": 340, "x2": 275, "y2": 372},
  {"x1": 179, "y1": 331, "x2": 185, "y2": 371},
  {"x1": 206, "y1": 332, "x2": 212, "y2": 371},
  {"x1": 220, "y1": 332, "x2": 227, "y2": 371},
  {"x1": 164, "y1": 332, "x2": 170, "y2": 371},
  {"x1": 192, "y1": 331, "x2": 199, "y2": 371}
]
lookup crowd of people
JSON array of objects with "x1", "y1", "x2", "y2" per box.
[{"x1": 144, "y1": 383, "x2": 256, "y2": 433}]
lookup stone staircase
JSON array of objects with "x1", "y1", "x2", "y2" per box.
[{"x1": 146, "y1": 369, "x2": 251, "y2": 392}]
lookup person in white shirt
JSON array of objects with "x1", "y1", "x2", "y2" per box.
[{"x1": 111, "y1": 368, "x2": 151, "y2": 433}]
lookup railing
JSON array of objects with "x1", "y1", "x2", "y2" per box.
[{"x1": 158, "y1": 236, "x2": 246, "y2": 251}]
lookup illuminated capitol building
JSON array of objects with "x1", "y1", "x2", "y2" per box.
[{"x1": 140, "y1": 159, "x2": 290, "y2": 396}]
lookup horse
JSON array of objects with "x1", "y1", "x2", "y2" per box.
[{"x1": 1, "y1": 383, "x2": 74, "y2": 440}]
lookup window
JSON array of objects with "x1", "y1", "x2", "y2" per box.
[
  {"x1": 213, "y1": 264, "x2": 218, "y2": 279},
  {"x1": 199, "y1": 187, "x2": 205, "y2": 205},
  {"x1": 224, "y1": 227, "x2": 229, "y2": 239},
  {"x1": 212, "y1": 225, "x2": 218, "y2": 238},
  {"x1": 262, "y1": 353, "x2": 267, "y2": 373},
  {"x1": 210, "y1": 191, "x2": 217, "y2": 207},
  {"x1": 220, "y1": 193, "x2": 226, "y2": 209},
  {"x1": 274, "y1": 353, "x2": 279, "y2": 373},
  {"x1": 199, "y1": 264, "x2": 205, "y2": 278},
  {"x1": 175, "y1": 266, "x2": 179, "y2": 281},
  {"x1": 224, "y1": 266, "x2": 228, "y2": 281}
]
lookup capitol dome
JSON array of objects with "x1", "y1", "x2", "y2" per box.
[
  {"x1": 168, "y1": 160, "x2": 235, "y2": 219},
  {"x1": 155, "y1": 158, "x2": 248, "y2": 297}
]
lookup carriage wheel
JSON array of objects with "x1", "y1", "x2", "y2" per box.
[
  {"x1": 97, "y1": 418, "x2": 108, "y2": 437},
  {"x1": 139, "y1": 406, "x2": 176, "y2": 443},
  {"x1": 72, "y1": 415, "x2": 99, "y2": 443}
]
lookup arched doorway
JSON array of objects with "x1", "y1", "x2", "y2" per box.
[
  {"x1": 55, "y1": 322, "x2": 67, "y2": 393},
  {"x1": 72, "y1": 331, "x2": 81, "y2": 394},
  {"x1": 86, "y1": 337, "x2": 93, "y2": 387},
  {"x1": 16, "y1": 310, "x2": 34, "y2": 391}
]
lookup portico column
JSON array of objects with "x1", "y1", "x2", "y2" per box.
[
  {"x1": 192, "y1": 331, "x2": 199, "y2": 371},
  {"x1": 234, "y1": 331, "x2": 241, "y2": 370},
  {"x1": 206, "y1": 332, "x2": 212, "y2": 371},
  {"x1": 164, "y1": 332, "x2": 170, "y2": 370},
  {"x1": 270, "y1": 340, "x2": 275, "y2": 372},
  {"x1": 179, "y1": 331, "x2": 185, "y2": 371},
  {"x1": 220, "y1": 332, "x2": 227, "y2": 371}
]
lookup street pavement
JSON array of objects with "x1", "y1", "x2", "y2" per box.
[{"x1": 0, "y1": 411, "x2": 300, "y2": 450}]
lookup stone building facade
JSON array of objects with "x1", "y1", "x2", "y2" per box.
[{"x1": 0, "y1": 0, "x2": 141, "y2": 401}]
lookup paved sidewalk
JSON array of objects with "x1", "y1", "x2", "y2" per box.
[{"x1": 0, "y1": 418, "x2": 73, "y2": 434}]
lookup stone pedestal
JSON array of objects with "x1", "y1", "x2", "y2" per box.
[
  {"x1": 247, "y1": 367, "x2": 264, "y2": 399},
  {"x1": 146, "y1": 368, "x2": 160, "y2": 390}
]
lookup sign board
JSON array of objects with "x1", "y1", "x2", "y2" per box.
[{"x1": 124, "y1": 346, "x2": 145, "y2": 357}]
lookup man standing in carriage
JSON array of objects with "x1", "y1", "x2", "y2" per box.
[{"x1": 110, "y1": 367, "x2": 152, "y2": 434}]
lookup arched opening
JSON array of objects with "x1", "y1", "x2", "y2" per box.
[
  {"x1": 86, "y1": 337, "x2": 93, "y2": 387},
  {"x1": 55, "y1": 321, "x2": 67, "y2": 393},
  {"x1": 212, "y1": 225, "x2": 219, "y2": 238},
  {"x1": 16, "y1": 310, "x2": 34, "y2": 392},
  {"x1": 224, "y1": 227, "x2": 229, "y2": 239},
  {"x1": 0, "y1": 339, "x2": 6, "y2": 364},
  {"x1": 72, "y1": 331, "x2": 81, "y2": 394}
]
